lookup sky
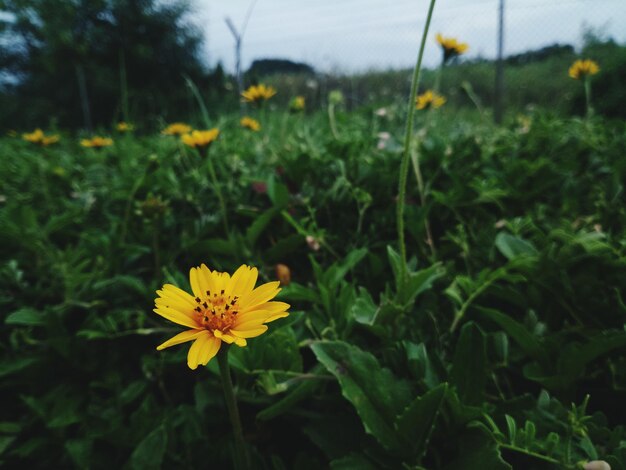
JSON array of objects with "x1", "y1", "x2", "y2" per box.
[{"x1": 194, "y1": 0, "x2": 626, "y2": 73}]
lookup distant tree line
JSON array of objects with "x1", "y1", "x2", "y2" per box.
[
  {"x1": 1, "y1": 0, "x2": 624, "y2": 130},
  {"x1": 0, "y1": 0, "x2": 211, "y2": 129}
]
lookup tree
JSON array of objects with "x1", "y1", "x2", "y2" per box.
[{"x1": 0, "y1": 0, "x2": 206, "y2": 129}]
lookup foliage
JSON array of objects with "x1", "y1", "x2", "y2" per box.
[
  {"x1": 1, "y1": 107, "x2": 625, "y2": 468},
  {"x1": 0, "y1": 0, "x2": 205, "y2": 128}
]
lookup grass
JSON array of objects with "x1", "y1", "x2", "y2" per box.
[{"x1": 1, "y1": 105, "x2": 626, "y2": 468}]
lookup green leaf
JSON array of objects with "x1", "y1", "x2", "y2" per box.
[
  {"x1": 495, "y1": 233, "x2": 538, "y2": 260},
  {"x1": 350, "y1": 287, "x2": 378, "y2": 326},
  {"x1": 505, "y1": 415, "x2": 517, "y2": 445},
  {"x1": 442, "y1": 429, "x2": 512, "y2": 470},
  {"x1": 256, "y1": 365, "x2": 325, "y2": 421},
  {"x1": 451, "y1": 322, "x2": 487, "y2": 406},
  {"x1": 404, "y1": 342, "x2": 441, "y2": 389},
  {"x1": 400, "y1": 263, "x2": 445, "y2": 306},
  {"x1": 246, "y1": 207, "x2": 279, "y2": 246},
  {"x1": 5, "y1": 308, "x2": 46, "y2": 326},
  {"x1": 562, "y1": 333, "x2": 626, "y2": 379},
  {"x1": 0, "y1": 436, "x2": 16, "y2": 456},
  {"x1": 128, "y1": 424, "x2": 167, "y2": 470},
  {"x1": 387, "y1": 245, "x2": 404, "y2": 285},
  {"x1": 330, "y1": 454, "x2": 378, "y2": 470},
  {"x1": 65, "y1": 439, "x2": 93, "y2": 468},
  {"x1": 311, "y1": 340, "x2": 411, "y2": 452},
  {"x1": 394, "y1": 383, "x2": 448, "y2": 460},
  {"x1": 264, "y1": 234, "x2": 305, "y2": 263},
  {"x1": 267, "y1": 174, "x2": 290, "y2": 207},
  {"x1": 278, "y1": 282, "x2": 319, "y2": 303},
  {"x1": 0, "y1": 357, "x2": 38, "y2": 378},
  {"x1": 476, "y1": 307, "x2": 545, "y2": 362}
]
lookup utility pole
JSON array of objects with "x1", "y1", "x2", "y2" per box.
[
  {"x1": 225, "y1": 0, "x2": 258, "y2": 114},
  {"x1": 494, "y1": 0, "x2": 505, "y2": 124}
]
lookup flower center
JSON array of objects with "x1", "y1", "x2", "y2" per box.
[{"x1": 192, "y1": 289, "x2": 240, "y2": 332}]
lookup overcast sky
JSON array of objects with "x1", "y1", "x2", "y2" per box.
[{"x1": 193, "y1": 0, "x2": 626, "y2": 72}]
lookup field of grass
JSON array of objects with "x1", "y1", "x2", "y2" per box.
[{"x1": 2, "y1": 105, "x2": 626, "y2": 468}]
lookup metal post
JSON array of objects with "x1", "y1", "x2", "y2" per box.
[
  {"x1": 494, "y1": 0, "x2": 505, "y2": 124},
  {"x1": 225, "y1": 17, "x2": 243, "y2": 108},
  {"x1": 225, "y1": 0, "x2": 258, "y2": 115}
]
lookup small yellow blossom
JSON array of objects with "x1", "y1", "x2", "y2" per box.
[
  {"x1": 162, "y1": 122, "x2": 192, "y2": 136},
  {"x1": 241, "y1": 84, "x2": 277, "y2": 103},
  {"x1": 41, "y1": 135, "x2": 60, "y2": 146},
  {"x1": 436, "y1": 33, "x2": 469, "y2": 61},
  {"x1": 290, "y1": 96, "x2": 305, "y2": 112},
  {"x1": 81, "y1": 136, "x2": 113, "y2": 148},
  {"x1": 154, "y1": 264, "x2": 290, "y2": 369},
  {"x1": 240, "y1": 116, "x2": 261, "y2": 132},
  {"x1": 569, "y1": 59, "x2": 600, "y2": 80},
  {"x1": 23, "y1": 129, "x2": 60, "y2": 146},
  {"x1": 181, "y1": 129, "x2": 220, "y2": 149},
  {"x1": 416, "y1": 90, "x2": 446, "y2": 110},
  {"x1": 23, "y1": 129, "x2": 44, "y2": 143},
  {"x1": 117, "y1": 122, "x2": 134, "y2": 132}
]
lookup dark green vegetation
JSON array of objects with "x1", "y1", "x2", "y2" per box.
[
  {"x1": 271, "y1": 39, "x2": 626, "y2": 121},
  {"x1": 2, "y1": 0, "x2": 625, "y2": 130},
  {"x1": 1, "y1": 106, "x2": 626, "y2": 468},
  {"x1": 0, "y1": 0, "x2": 206, "y2": 128}
]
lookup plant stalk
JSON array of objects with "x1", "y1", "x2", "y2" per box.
[
  {"x1": 584, "y1": 77, "x2": 593, "y2": 118},
  {"x1": 217, "y1": 347, "x2": 249, "y2": 470},
  {"x1": 397, "y1": 0, "x2": 438, "y2": 282},
  {"x1": 204, "y1": 149, "x2": 230, "y2": 234}
]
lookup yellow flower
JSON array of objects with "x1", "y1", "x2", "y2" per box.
[
  {"x1": 436, "y1": 33, "x2": 469, "y2": 61},
  {"x1": 416, "y1": 90, "x2": 446, "y2": 110},
  {"x1": 80, "y1": 136, "x2": 113, "y2": 148},
  {"x1": 162, "y1": 122, "x2": 192, "y2": 136},
  {"x1": 181, "y1": 128, "x2": 220, "y2": 149},
  {"x1": 117, "y1": 122, "x2": 134, "y2": 132},
  {"x1": 241, "y1": 84, "x2": 277, "y2": 103},
  {"x1": 23, "y1": 129, "x2": 60, "y2": 145},
  {"x1": 41, "y1": 135, "x2": 60, "y2": 146},
  {"x1": 240, "y1": 116, "x2": 261, "y2": 132},
  {"x1": 23, "y1": 129, "x2": 44, "y2": 144},
  {"x1": 154, "y1": 264, "x2": 290, "y2": 369},
  {"x1": 569, "y1": 59, "x2": 600, "y2": 80},
  {"x1": 290, "y1": 96, "x2": 305, "y2": 111}
]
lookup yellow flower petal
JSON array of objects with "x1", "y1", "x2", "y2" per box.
[
  {"x1": 214, "y1": 330, "x2": 247, "y2": 347},
  {"x1": 264, "y1": 312, "x2": 290, "y2": 323},
  {"x1": 189, "y1": 266, "x2": 205, "y2": 299},
  {"x1": 239, "y1": 281, "x2": 281, "y2": 309},
  {"x1": 156, "y1": 329, "x2": 205, "y2": 350},
  {"x1": 226, "y1": 265, "x2": 258, "y2": 297},
  {"x1": 187, "y1": 332, "x2": 221, "y2": 369},
  {"x1": 198, "y1": 264, "x2": 217, "y2": 296},
  {"x1": 230, "y1": 325, "x2": 268, "y2": 338},
  {"x1": 241, "y1": 301, "x2": 289, "y2": 316},
  {"x1": 160, "y1": 284, "x2": 196, "y2": 306},
  {"x1": 153, "y1": 307, "x2": 199, "y2": 329},
  {"x1": 155, "y1": 296, "x2": 193, "y2": 314},
  {"x1": 232, "y1": 318, "x2": 270, "y2": 332}
]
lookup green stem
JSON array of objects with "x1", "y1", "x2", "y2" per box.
[
  {"x1": 397, "y1": 0, "x2": 438, "y2": 282},
  {"x1": 434, "y1": 59, "x2": 444, "y2": 93},
  {"x1": 217, "y1": 347, "x2": 249, "y2": 470},
  {"x1": 205, "y1": 150, "x2": 230, "y2": 234},
  {"x1": 584, "y1": 77, "x2": 592, "y2": 118},
  {"x1": 328, "y1": 103, "x2": 340, "y2": 139},
  {"x1": 498, "y1": 443, "x2": 565, "y2": 466},
  {"x1": 410, "y1": 147, "x2": 436, "y2": 259}
]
